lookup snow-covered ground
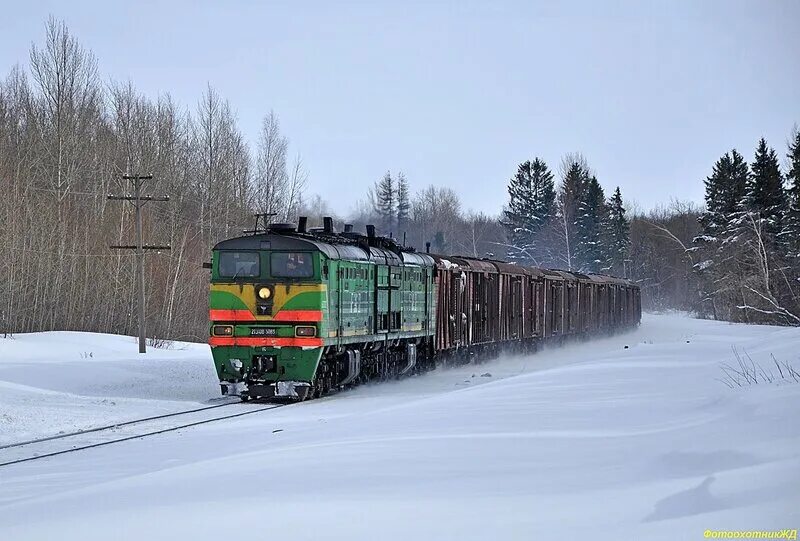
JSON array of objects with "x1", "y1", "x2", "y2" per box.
[
  {"x1": 0, "y1": 333, "x2": 219, "y2": 443},
  {"x1": 1, "y1": 314, "x2": 798, "y2": 540}
]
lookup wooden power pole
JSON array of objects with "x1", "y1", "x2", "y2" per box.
[{"x1": 108, "y1": 174, "x2": 170, "y2": 353}]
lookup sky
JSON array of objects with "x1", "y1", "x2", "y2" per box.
[{"x1": 1, "y1": 0, "x2": 798, "y2": 216}]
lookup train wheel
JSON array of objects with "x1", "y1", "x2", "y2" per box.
[{"x1": 311, "y1": 367, "x2": 329, "y2": 399}]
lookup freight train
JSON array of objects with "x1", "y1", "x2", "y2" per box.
[{"x1": 208, "y1": 217, "x2": 641, "y2": 400}]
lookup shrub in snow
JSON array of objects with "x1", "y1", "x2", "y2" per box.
[{"x1": 718, "y1": 346, "x2": 799, "y2": 388}]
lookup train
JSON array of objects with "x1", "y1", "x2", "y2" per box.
[{"x1": 208, "y1": 217, "x2": 641, "y2": 400}]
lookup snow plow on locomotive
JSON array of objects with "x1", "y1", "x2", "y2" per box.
[{"x1": 208, "y1": 217, "x2": 640, "y2": 401}]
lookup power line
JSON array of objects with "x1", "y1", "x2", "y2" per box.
[
  {"x1": 107, "y1": 174, "x2": 171, "y2": 354},
  {"x1": 11, "y1": 248, "x2": 138, "y2": 257}
]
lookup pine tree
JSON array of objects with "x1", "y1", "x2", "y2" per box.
[
  {"x1": 396, "y1": 172, "x2": 410, "y2": 234},
  {"x1": 745, "y1": 138, "x2": 786, "y2": 244},
  {"x1": 604, "y1": 186, "x2": 630, "y2": 276},
  {"x1": 502, "y1": 158, "x2": 556, "y2": 264},
  {"x1": 784, "y1": 130, "x2": 800, "y2": 258},
  {"x1": 574, "y1": 175, "x2": 606, "y2": 273}
]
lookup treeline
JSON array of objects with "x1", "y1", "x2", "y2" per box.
[
  {"x1": 3, "y1": 19, "x2": 797, "y2": 340},
  {"x1": 501, "y1": 155, "x2": 630, "y2": 276},
  {"x1": 0, "y1": 18, "x2": 307, "y2": 340},
  {"x1": 692, "y1": 134, "x2": 800, "y2": 325},
  {"x1": 356, "y1": 140, "x2": 800, "y2": 327},
  {"x1": 628, "y1": 201, "x2": 703, "y2": 313},
  {"x1": 353, "y1": 154, "x2": 632, "y2": 279},
  {"x1": 356, "y1": 156, "x2": 631, "y2": 277},
  {"x1": 348, "y1": 172, "x2": 505, "y2": 259}
]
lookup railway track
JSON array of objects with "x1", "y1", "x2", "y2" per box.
[{"x1": 0, "y1": 400, "x2": 289, "y2": 468}]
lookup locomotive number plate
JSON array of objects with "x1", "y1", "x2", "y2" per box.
[{"x1": 250, "y1": 327, "x2": 278, "y2": 336}]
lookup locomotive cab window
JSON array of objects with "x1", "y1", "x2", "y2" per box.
[
  {"x1": 271, "y1": 252, "x2": 314, "y2": 278},
  {"x1": 218, "y1": 251, "x2": 260, "y2": 278}
]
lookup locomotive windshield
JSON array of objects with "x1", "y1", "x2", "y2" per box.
[
  {"x1": 271, "y1": 252, "x2": 314, "y2": 278},
  {"x1": 218, "y1": 251, "x2": 260, "y2": 278}
]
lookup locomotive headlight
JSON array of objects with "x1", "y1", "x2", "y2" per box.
[
  {"x1": 295, "y1": 325, "x2": 317, "y2": 337},
  {"x1": 257, "y1": 287, "x2": 272, "y2": 300}
]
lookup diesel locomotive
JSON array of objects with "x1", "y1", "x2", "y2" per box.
[{"x1": 208, "y1": 217, "x2": 640, "y2": 400}]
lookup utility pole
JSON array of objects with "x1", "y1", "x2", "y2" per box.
[{"x1": 108, "y1": 174, "x2": 170, "y2": 353}]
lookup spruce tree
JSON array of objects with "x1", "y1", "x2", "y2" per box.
[
  {"x1": 396, "y1": 172, "x2": 410, "y2": 232},
  {"x1": 503, "y1": 161, "x2": 535, "y2": 261},
  {"x1": 784, "y1": 130, "x2": 800, "y2": 258},
  {"x1": 502, "y1": 158, "x2": 556, "y2": 264},
  {"x1": 557, "y1": 158, "x2": 591, "y2": 270},
  {"x1": 574, "y1": 175, "x2": 606, "y2": 273},
  {"x1": 698, "y1": 149, "x2": 749, "y2": 241},
  {"x1": 694, "y1": 149, "x2": 749, "y2": 320},
  {"x1": 374, "y1": 171, "x2": 395, "y2": 233},
  {"x1": 604, "y1": 187, "x2": 630, "y2": 276},
  {"x1": 745, "y1": 138, "x2": 786, "y2": 244},
  {"x1": 532, "y1": 159, "x2": 557, "y2": 230}
]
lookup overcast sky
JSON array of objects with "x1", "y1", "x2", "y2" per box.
[{"x1": 2, "y1": 0, "x2": 799, "y2": 215}]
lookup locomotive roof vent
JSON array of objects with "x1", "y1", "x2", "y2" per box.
[{"x1": 267, "y1": 223, "x2": 296, "y2": 233}]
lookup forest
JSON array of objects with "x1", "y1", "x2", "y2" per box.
[{"x1": 1, "y1": 19, "x2": 798, "y2": 342}]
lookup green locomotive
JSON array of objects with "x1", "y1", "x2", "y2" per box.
[{"x1": 209, "y1": 218, "x2": 436, "y2": 400}]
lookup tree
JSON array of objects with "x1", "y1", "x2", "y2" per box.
[
  {"x1": 373, "y1": 171, "x2": 395, "y2": 234},
  {"x1": 193, "y1": 84, "x2": 250, "y2": 242},
  {"x1": 693, "y1": 149, "x2": 749, "y2": 320},
  {"x1": 283, "y1": 154, "x2": 308, "y2": 223},
  {"x1": 574, "y1": 175, "x2": 607, "y2": 273},
  {"x1": 701, "y1": 149, "x2": 749, "y2": 237},
  {"x1": 692, "y1": 142, "x2": 800, "y2": 325},
  {"x1": 0, "y1": 18, "x2": 312, "y2": 341},
  {"x1": 604, "y1": 187, "x2": 630, "y2": 276},
  {"x1": 502, "y1": 158, "x2": 556, "y2": 265},
  {"x1": 554, "y1": 155, "x2": 591, "y2": 270},
  {"x1": 253, "y1": 110, "x2": 288, "y2": 220},
  {"x1": 745, "y1": 138, "x2": 786, "y2": 244},
  {"x1": 411, "y1": 185, "x2": 462, "y2": 253},
  {"x1": 629, "y1": 201, "x2": 702, "y2": 312},
  {"x1": 786, "y1": 129, "x2": 800, "y2": 259},
  {"x1": 695, "y1": 149, "x2": 749, "y2": 251},
  {"x1": 396, "y1": 172, "x2": 410, "y2": 235},
  {"x1": 29, "y1": 16, "x2": 101, "y2": 206}
]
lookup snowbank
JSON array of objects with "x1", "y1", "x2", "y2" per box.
[{"x1": 0, "y1": 332, "x2": 218, "y2": 443}]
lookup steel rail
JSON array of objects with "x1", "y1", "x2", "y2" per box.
[
  {"x1": 0, "y1": 403, "x2": 287, "y2": 468},
  {"x1": 0, "y1": 400, "x2": 242, "y2": 451}
]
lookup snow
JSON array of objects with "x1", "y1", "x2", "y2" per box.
[
  {"x1": 438, "y1": 257, "x2": 456, "y2": 269},
  {"x1": 695, "y1": 235, "x2": 718, "y2": 242},
  {"x1": 0, "y1": 332, "x2": 218, "y2": 443},
  {"x1": 1, "y1": 315, "x2": 799, "y2": 540}
]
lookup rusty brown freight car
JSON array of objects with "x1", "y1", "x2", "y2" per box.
[{"x1": 429, "y1": 253, "x2": 640, "y2": 360}]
